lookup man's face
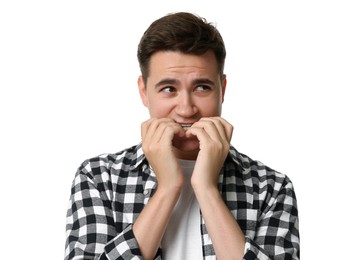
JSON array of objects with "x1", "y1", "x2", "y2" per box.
[{"x1": 138, "y1": 50, "x2": 226, "y2": 159}]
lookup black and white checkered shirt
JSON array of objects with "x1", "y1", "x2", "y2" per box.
[{"x1": 65, "y1": 143, "x2": 300, "y2": 259}]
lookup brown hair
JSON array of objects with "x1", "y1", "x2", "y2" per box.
[{"x1": 137, "y1": 12, "x2": 226, "y2": 83}]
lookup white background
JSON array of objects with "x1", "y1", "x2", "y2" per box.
[{"x1": 1, "y1": 1, "x2": 363, "y2": 259}]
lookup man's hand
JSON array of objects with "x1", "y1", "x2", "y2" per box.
[
  {"x1": 186, "y1": 117, "x2": 233, "y2": 190},
  {"x1": 141, "y1": 118, "x2": 185, "y2": 191}
]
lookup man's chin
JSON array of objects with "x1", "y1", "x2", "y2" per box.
[{"x1": 172, "y1": 137, "x2": 200, "y2": 159}]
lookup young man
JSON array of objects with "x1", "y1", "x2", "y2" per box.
[{"x1": 65, "y1": 12, "x2": 300, "y2": 260}]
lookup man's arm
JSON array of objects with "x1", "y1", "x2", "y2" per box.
[
  {"x1": 132, "y1": 118, "x2": 185, "y2": 259},
  {"x1": 65, "y1": 163, "x2": 143, "y2": 260},
  {"x1": 65, "y1": 118, "x2": 185, "y2": 260},
  {"x1": 188, "y1": 117, "x2": 299, "y2": 259},
  {"x1": 187, "y1": 117, "x2": 245, "y2": 259},
  {"x1": 195, "y1": 175, "x2": 299, "y2": 260},
  {"x1": 194, "y1": 185, "x2": 246, "y2": 258}
]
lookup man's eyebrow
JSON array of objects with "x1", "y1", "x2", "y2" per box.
[
  {"x1": 192, "y1": 78, "x2": 215, "y2": 86},
  {"x1": 154, "y1": 78, "x2": 216, "y2": 88},
  {"x1": 155, "y1": 78, "x2": 178, "y2": 88}
]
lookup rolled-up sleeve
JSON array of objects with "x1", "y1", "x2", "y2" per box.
[
  {"x1": 243, "y1": 179, "x2": 300, "y2": 260},
  {"x1": 64, "y1": 162, "x2": 145, "y2": 260}
]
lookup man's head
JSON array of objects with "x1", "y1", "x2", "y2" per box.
[
  {"x1": 137, "y1": 12, "x2": 226, "y2": 84},
  {"x1": 137, "y1": 12, "x2": 227, "y2": 158}
]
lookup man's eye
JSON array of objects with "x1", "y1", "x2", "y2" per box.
[
  {"x1": 195, "y1": 85, "x2": 210, "y2": 91},
  {"x1": 161, "y1": 87, "x2": 175, "y2": 93}
]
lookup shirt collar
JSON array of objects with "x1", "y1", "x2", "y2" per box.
[
  {"x1": 128, "y1": 142, "x2": 148, "y2": 171},
  {"x1": 227, "y1": 145, "x2": 251, "y2": 171}
]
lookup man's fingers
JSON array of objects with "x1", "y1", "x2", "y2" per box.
[
  {"x1": 187, "y1": 117, "x2": 233, "y2": 143},
  {"x1": 214, "y1": 117, "x2": 234, "y2": 142},
  {"x1": 141, "y1": 118, "x2": 183, "y2": 144}
]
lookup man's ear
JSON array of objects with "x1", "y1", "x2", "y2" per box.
[
  {"x1": 138, "y1": 76, "x2": 149, "y2": 107},
  {"x1": 221, "y1": 74, "x2": 227, "y2": 103}
]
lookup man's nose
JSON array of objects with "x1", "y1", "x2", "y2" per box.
[{"x1": 175, "y1": 92, "x2": 197, "y2": 117}]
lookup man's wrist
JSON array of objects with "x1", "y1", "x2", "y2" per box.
[{"x1": 192, "y1": 183, "x2": 220, "y2": 201}]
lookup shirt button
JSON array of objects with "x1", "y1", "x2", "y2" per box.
[
  {"x1": 142, "y1": 164, "x2": 148, "y2": 171},
  {"x1": 143, "y1": 189, "x2": 150, "y2": 196}
]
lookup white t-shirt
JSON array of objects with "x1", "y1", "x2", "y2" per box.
[{"x1": 161, "y1": 159, "x2": 203, "y2": 259}]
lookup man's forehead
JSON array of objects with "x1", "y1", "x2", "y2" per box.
[
  {"x1": 148, "y1": 50, "x2": 219, "y2": 81},
  {"x1": 150, "y1": 50, "x2": 217, "y2": 67}
]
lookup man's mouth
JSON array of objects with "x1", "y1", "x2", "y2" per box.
[{"x1": 179, "y1": 123, "x2": 193, "y2": 130}]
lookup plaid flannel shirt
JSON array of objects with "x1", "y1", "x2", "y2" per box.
[{"x1": 65, "y1": 143, "x2": 300, "y2": 259}]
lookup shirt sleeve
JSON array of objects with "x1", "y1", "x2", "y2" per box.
[
  {"x1": 243, "y1": 178, "x2": 300, "y2": 260},
  {"x1": 64, "y1": 162, "x2": 151, "y2": 260}
]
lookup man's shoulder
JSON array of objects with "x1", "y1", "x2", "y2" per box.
[
  {"x1": 76, "y1": 143, "x2": 143, "y2": 177},
  {"x1": 228, "y1": 145, "x2": 290, "y2": 185}
]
